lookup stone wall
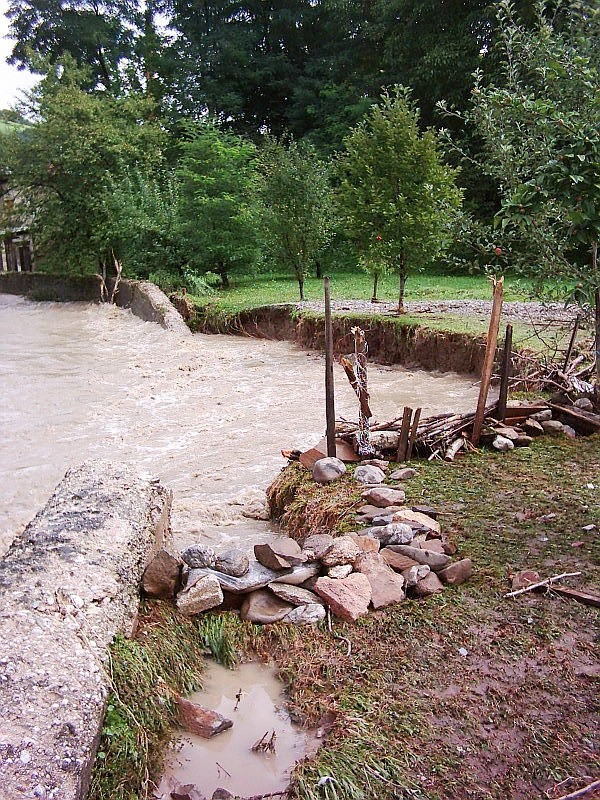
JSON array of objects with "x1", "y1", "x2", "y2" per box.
[{"x1": 0, "y1": 461, "x2": 172, "y2": 800}]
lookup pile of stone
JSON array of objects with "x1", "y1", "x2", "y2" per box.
[{"x1": 141, "y1": 461, "x2": 471, "y2": 626}]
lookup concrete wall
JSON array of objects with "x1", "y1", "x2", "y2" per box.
[
  {"x1": 0, "y1": 461, "x2": 172, "y2": 800},
  {"x1": 0, "y1": 273, "x2": 190, "y2": 337}
]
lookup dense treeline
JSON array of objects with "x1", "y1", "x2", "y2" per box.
[{"x1": 0, "y1": 0, "x2": 598, "y2": 355}]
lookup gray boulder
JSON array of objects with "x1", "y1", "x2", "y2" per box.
[{"x1": 313, "y1": 457, "x2": 347, "y2": 484}]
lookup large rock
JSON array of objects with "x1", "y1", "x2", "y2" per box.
[
  {"x1": 361, "y1": 486, "x2": 407, "y2": 507},
  {"x1": 380, "y1": 548, "x2": 419, "y2": 572},
  {"x1": 240, "y1": 589, "x2": 294, "y2": 624},
  {"x1": 270, "y1": 563, "x2": 321, "y2": 586},
  {"x1": 402, "y1": 564, "x2": 431, "y2": 587},
  {"x1": 354, "y1": 465, "x2": 386, "y2": 485},
  {"x1": 176, "y1": 575, "x2": 223, "y2": 615},
  {"x1": 181, "y1": 544, "x2": 216, "y2": 569},
  {"x1": 214, "y1": 549, "x2": 249, "y2": 577},
  {"x1": 541, "y1": 419, "x2": 565, "y2": 436},
  {"x1": 313, "y1": 457, "x2": 347, "y2": 484},
  {"x1": 313, "y1": 574, "x2": 372, "y2": 621},
  {"x1": 413, "y1": 572, "x2": 444, "y2": 597},
  {"x1": 283, "y1": 603, "x2": 327, "y2": 625},
  {"x1": 177, "y1": 697, "x2": 233, "y2": 738},
  {"x1": 386, "y1": 544, "x2": 450, "y2": 571},
  {"x1": 187, "y1": 561, "x2": 296, "y2": 594},
  {"x1": 371, "y1": 522, "x2": 414, "y2": 546},
  {"x1": 437, "y1": 558, "x2": 473, "y2": 586},
  {"x1": 254, "y1": 539, "x2": 306, "y2": 570},
  {"x1": 321, "y1": 536, "x2": 361, "y2": 567},
  {"x1": 492, "y1": 435, "x2": 514, "y2": 452},
  {"x1": 141, "y1": 547, "x2": 182, "y2": 598},
  {"x1": 391, "y1": 508, "x2": 441, "y2": 534},
  {"x1": 390, "y1": 467, "x2": 417, "y2": 481},
  {"x1": 268, "y1": 583, "x2": 324, "y2": 607},
  {"x1": 327, "y1": 564, "x2": 353, "y2": 579},
  {"x1": 347, "y1": 532, "x2": 380, "y2": 554},
  {"x1": 302, "y1": 534, "x2": 335, "y2": 561},
  {"x1": 524, "y1": 418, "x2": 545, "y2": 436},
  {"x1": 354, "y1": 553, "x2": 405, "y2": 609}
]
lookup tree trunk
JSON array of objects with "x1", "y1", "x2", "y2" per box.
[
  {"x1": 397, "y1": 251, "x2": 407, "y2": 314},
  {"x1": 315, "y1": 260, "x2": 322, "y2": 279},
  {"x1": 371, "y1": 272, "x2": 379, "y2": 303},
  {"x1": 219, "y1": 264, "x2": 230, "y2": 289},
  {"x1": 298, "y1": 277, "x2": 305, "y2": 301}
]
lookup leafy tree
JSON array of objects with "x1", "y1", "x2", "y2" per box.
[
  {"x1": 0, "y1": 60, "x2": 165, "y2": 278},
  {"x1": 258, "y1": 137, "x2": 337, "y2": 300},
  {"x1": 177, "y1": 122, "x2": 259, "y2": 289},
  {"x1": 337, "y1": 87, "x2": 463, "y2": 312},
  {"x1": 440, "y1": 1, "x2": 600, "y2": 381}
]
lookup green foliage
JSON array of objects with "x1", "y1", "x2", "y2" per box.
[
  {"x1": 197, "y1": 613, "x2": 237, "y2": 668},
  {"x1": 177, "y1": 122, "x2": 260, "y2": 289},
  {"x1": 258, "y1": 137, "x2": 338, "y2": 300},
  {"x1": 337, "y1": 86, "x2": 463, "y2": 311}
]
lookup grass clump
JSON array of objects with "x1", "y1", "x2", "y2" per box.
[{"x1": 88, "y1": 603, "x2": 238, "y2": 800}]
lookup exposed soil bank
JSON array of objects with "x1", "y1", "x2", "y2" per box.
[
  {"x1": 0, "y1": 273, "x2": 190, "y2": 336},
  {"x1": 0, "y1": 461, "x2": 171, "y2": 800},
  {"x1": 194, "y1": 304, "x2": 487, "y2": 375}
]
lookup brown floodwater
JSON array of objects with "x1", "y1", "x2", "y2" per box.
[
  {"x1": 155, "y1": 660, "x2": 319, "y2": 799},
  {"x1": 0, "y1": 294, "x2": 484, "y2": 557}
]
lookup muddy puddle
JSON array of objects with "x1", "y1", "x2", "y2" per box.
[
  {"x1": 0, "y1": 294, "x2": 487, "y2": 557},
  {"x1": 155, "y1": 661, "x2": 318, "y2": 799}
]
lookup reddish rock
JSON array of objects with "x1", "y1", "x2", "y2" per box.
[
  {"x1": 438, "y1": 558, "x2": 473, "y2": 586},
  {"x1": 354, "y1": 553, "x2": 405, "y2": 609},
  {"x1": 177, "y1": 697, "x2": 233, "y2": 738},
  {"x1": 419, "y1": 539, "x2": 445, "y2": 554},
  {"x1": 392, "y1": 508, "x2": 441, "y2": 534},
  {"x1": 176, "y1": 575, "x2": 223, "y2": 616},
  {"x1": 141, "y1": 548, "x2": 182, "y2": 598},
  {"x1": 314, "y1": 574, "x2": 372, "y2": 621},
  {"x1": 302, "y1": 534, "x2": 335, "y2": 561},
  {"x1": 511, "y1": 569, "x2": 540, "y2": 591},
  {"x1": 321, "y1": 536, "x2": 361, "y2": 567},
  {"x1": 413, "y1": 572, "x2": 444, "y2": 597},
  {"x1": 347, "y1": 532, "x2": 380, "y2": 554},
  {"x1": 254, "y1": 539, "x2": 306, "y2": 570},
  {"x1": 386, "y1": 544, "x2": 450, "y2": 571},
  {"x1": 268, "y1": 582, "x2": 324, "y2": 607},
  {"x1": 361, "y1": 486, "x2": 407, "y2": 507},
  {"x1": 240, "y1": 589, "x2": 294, "y2": 624},
  {"x1": 380, "y1": 549, "x2": 419, "y2": 572}
]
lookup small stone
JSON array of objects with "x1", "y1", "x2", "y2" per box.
[
  {"x1": 370, "y1": 522, "x2": 414, "y2": 546},
  {"x1": 354, "y1": 465, "x2": 386, "y2": 484},
  {"x1": 390, "y1": 467, "x2": 417, "y2": 481},
  {"x1": 402, "y1": 564, "x2": 431, "y2": 587},
  {"x1": 313, "y1": 457, "x2": 347, "y2": 484},
  {"x1": 354, "y1": 553, "x2": 406, "y2": 609},
  {"x1": 313, "y1": 574, "x2": 372, "y2": 621},
  {"x1": 493, "y1": 426, "x2": 520, "y2": 441},
  {"x1": 361, "y1": 486, "x2": 407, "y2": 507},
  {"x1": 524, "y1": 418, "x2": 544, "y2": 436},
  {"x1": 356, "y1": 504, "x2": 385, "y2": 521},
  {"x1": 411, "y1": 504, "x2": 438, "y2": 520},
  {"x1": 530, "y1": 409, "x2": 552, "y2": 422},
  {"x1": 370, "y1": 513, "x2": 396, "y2": 526},
  {"x1": 176, "y1": 575, "x2": 223, "y2": 615},
  {"x1": 361, "y1": 458, "x2": 389, "y2": 470},
  {"x1": 347, "y1": 532, "x2": 380, "y2": 554},
  {"x1": 437, "y1": 559, "x2": 473, "y2": 586},
  {"x1": 171, "y1": 784, "x2": 205, "y2": 800},
  {"x1": 386, "y1": 544, "x2": 450, "y2": 571},
  {"x1": 492, "y1": 435, "x2": 514, "y2": 452},
  {"x1": 268, "y1": 583, "x2": 324, "y2": 606},
  {"x1": 283, "y1": 603, "x2": 326, "y2": 625},
  {"x1": 212, "y1": 790, "x2": 236, "y2": 800},
  {"x1": 269, "y1": 563, "x2": 321, "y2": 586},
  {"x1": 541, "y1": 419, "x2": 565, "y2": 435},
  {"x1": 563, "y1": 424, "x2": 577, "y2": 438},
  {"x1": 141, "y1": 548, "x2": 182, "y2": 598},
  {"x1": 380, "y1": 548, "x2": 419, "y2": 572},
  {"x1": 511, "y1": 569, "x2": 540, "y2": 591},
  {"x1": 214, "y1": 549, "x2": 249, "y2": 577},
  {"x1": 514, "y1": 435, "x2": 533, "y2": 447},
  {"x1": 321, "y1": 536, "x2": 361, "y2": 567},
  {"x1": 254, "y1": 539, "x2": 306, "y2": 570},
  {"x1": 391, "y1": 508, "x2": 441, "y2": 534},
  {"x1": 458, "y1": 647, "x2": 469, "y2": 657},
  {"x1": 302, "y1": 534, "x2": 335, "y2": 561},
  {"x1": 574, "y1": 397, "x2": 594, "y2": 411},
  {"x1": 328, "y1": 564, "x2": 353, "y2": 579},
  {"x1": 181, "y1": 544, "x2": 216, "y2": 569},
  {"x1": 177, "y1": 697, "x2": 233, "y2": 738},
  {"x1": 240, "y1": 589, "x2": 294, "y2": 624},
  {"x1": 413, "y1": 572, "x2": 444, "y2": 597}
]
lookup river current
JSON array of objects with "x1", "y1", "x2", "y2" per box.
[{"x1": 0, "y1": 294, "x2": 483, "y2": 557}]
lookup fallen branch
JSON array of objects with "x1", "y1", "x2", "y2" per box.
[
  {"x1": 552, "y1": 778, "x2": 600, "y2": 800},
  {"x1": 326, "y1": 606, "x2": 352, "y2": 656},
  {"x1": 504, "y1": 571, "x2": 582, "y2": 598}
]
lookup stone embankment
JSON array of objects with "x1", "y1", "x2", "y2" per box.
[{"x1": 0, "y1": 462, "x2": 172, "y2": 800}]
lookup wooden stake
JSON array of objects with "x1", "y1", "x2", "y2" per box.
[
  {"x1": 324, "y1": 277, "x2": 336, "y2": 457},
  {"x1": 562, "y1": 315, "x2": 580, "y2": 373},
  {"x1": 471, "y1": 276, "x2": 504, "y2": 445},
  {"x1": 396, "y1": 406, "x2": 413, "y2": 462},
  {"x1": 497, "y1": 323, "x2": 513, "y2": 422},
  {"x1": 406, "y1": 407, "x2": 422, "y2": 461}
]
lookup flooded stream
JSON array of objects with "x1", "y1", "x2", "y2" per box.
[{"x1": 0, "y1": 294, "x2": 483, "y2": 557}]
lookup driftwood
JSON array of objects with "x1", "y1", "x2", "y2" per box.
[{"x1": 445, "y1": 437, "x2": 465, "y2": 462}]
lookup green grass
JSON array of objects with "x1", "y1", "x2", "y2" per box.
[{"x1": 189, "y1": 268, "x2": 536, "y2": 315}]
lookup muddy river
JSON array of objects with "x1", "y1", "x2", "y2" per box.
[{"x1": 0, "y1": 294, "x2": 484, "y2": 557}]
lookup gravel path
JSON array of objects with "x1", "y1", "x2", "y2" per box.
[{"x1": 299, "y1": 299, "x2": 579, "y2": 326}]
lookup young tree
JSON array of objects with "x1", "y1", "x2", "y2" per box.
[
  {"x1": 440, "y1": 1, "x2": 600, "y2": 383},
  {"x1": 177, "y1": 123, "x2": 259, "y2": 289},
  {"x1": 258, "y1": 137, "x2": 337, "y2": 300},
  {"x1": 337, "y1": 87, "x2": 463, "y2": 313}
]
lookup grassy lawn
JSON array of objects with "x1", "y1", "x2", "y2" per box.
[{"x1": 192, "y1": 268, "x2": 536, "y2": 315}]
